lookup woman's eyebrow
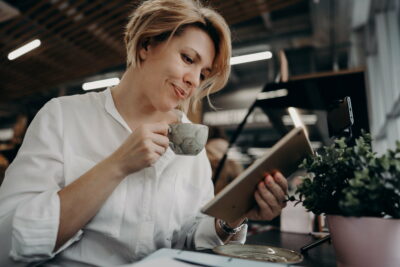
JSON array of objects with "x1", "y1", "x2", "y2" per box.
[{"x1": 184, "y1": 47, "x2": 212, "y2": 72}]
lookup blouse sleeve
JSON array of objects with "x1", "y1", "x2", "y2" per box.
[{"x1": 0, "y1": 99, "x2": 82, "y2": 264}]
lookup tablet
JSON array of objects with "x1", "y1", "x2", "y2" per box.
[{"x1": 201, "y1": 127, "x2": 314, "y2": 222}]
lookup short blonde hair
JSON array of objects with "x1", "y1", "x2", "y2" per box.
[{"x1": 125, "y1": 0, "x2": 231, "y2": 113}]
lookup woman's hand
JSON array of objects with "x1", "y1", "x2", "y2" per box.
[
  {"x1": 245, "y1": 171, "x2": 288, "y2": 221},
  {"x1": 108, "y1": 122, "x2": 170, "y2": 177}
]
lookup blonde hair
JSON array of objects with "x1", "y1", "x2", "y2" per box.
[{"x1": 125, "y1": 0, "x2": 231, "y2": 113}]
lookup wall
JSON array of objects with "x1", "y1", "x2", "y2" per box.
[{"x1": 352, "y1": 3, "x2": 400, "y2": 153}]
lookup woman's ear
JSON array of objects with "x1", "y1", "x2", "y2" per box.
[
  {"x1": 139, "y1": 38, "x2": 150, "y2": 61},
  {"x1": 139, "y1": 47, "x2": 147, "y2": 61}
]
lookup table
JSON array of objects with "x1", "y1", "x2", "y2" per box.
[{"x1": 246, "y1": 229, "x2": 337, "y2": 266}]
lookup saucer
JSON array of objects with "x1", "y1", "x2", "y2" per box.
[{"x1": 213, "y1": 244, "x2": 303, "y2": 264}]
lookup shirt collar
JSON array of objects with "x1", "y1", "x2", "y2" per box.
[
  {"x1": 103, "y1": 87, "x2": 177, "y2": 174},
  {"x1": 104, "y1": 87, "x2": 132, "y2": 133}
]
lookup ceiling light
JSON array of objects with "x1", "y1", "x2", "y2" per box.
[
  {"x1": 82, "y1": 78, "x2": 120, "y2": 90},
  {"x1": 230, "y1": 51, "x2": 272, "y2": 65},
  {"x1": 8, "y1": 39, "x2": 41, "y2": 60}
]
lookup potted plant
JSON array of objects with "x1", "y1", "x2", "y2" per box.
[{"x1": 292, "y1": 132, "x2": 400, "y2": 267}]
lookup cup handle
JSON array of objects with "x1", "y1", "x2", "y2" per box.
[{"x1": 167, "y1": 125, "x2": 173, "y2": 149}]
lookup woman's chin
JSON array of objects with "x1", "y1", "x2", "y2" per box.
[{"x1": 157, "y1": 102, "x2": 179, "y2": 113}]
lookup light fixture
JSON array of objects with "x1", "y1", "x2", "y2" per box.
[
  {"x1": 282, "y1": 114, "x2": 317, "y2": 125},
  {"x1": 0, "y1": 128, "x2": 14, "y2": 141},
  {"x1": 8, "y1": 39, "x2": 41, "y2": 60},
  {"x1": 230, "y1": 51, "x2": 272, "y2": 65},
  {"x1": 288, "y1": 107, "x2": 308, "y2": 135},
  {"x1": 257, "y1": 89, "x2": 288, "y2": 100},
  {"x1": 82, "y1": 78, "x2": 120, "y2": 90}
]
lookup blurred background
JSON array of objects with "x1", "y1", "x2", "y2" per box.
[{"x1": 0, "y1": 0, "x2": 399, "y2": 175}]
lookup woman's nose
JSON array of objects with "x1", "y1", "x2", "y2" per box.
[{"x1": 183, "y1": 70, "x2": 200, "y2": 90}]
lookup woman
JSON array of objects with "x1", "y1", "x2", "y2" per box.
[
  {"x1": 205, "y1": 126, "x2": 244, "y2": 194},
  {"x1": 0, "y1": 153, "x2": 8, "y2": 185},
  {"x1": 0, "y1": 0, "x2": 288, "y2": 265}
]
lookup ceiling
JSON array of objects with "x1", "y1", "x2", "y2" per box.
[
  {"x1": 0, "y1": 0, "x2": 342, "y2": 114},
  {"x1": 0, "y1": 0, "x2": 395, "y2": 150}
]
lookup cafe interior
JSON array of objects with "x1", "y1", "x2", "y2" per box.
[{"x1": 0, "y1": 0, "x2": 400, "y2": 266}]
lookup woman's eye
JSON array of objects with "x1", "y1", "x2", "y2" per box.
[
  {"x1": 200, "y1": 73, "x2": 205, "y2": 81},
  {"x1": 182, "y1": 54, "x2": 193, "y2": 64}
]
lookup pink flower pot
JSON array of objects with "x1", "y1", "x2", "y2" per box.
[{"x1": 327, "y1": 215, "x2": 400, "y2": 267}]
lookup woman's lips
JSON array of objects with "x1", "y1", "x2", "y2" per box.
[{"x1": 172, "y1": 84, "x2": 186, "y2": 99}]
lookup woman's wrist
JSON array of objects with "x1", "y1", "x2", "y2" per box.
[
  {"x1": 218, "y1": 218, "x2": 248, "y2": 235},
  {"x1": 225, "y1": 217, "x2": 247, "y2": 229},
  {"x1": 101, "y1": 156, "x2": 127, "y2": 181}
]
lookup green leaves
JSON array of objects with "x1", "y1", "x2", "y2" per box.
[{"x1": 293, "y1": 132, "x2": 400, "y2": 218}]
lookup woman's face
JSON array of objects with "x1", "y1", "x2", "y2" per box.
[{"x1": 137, "y1": 26, "x2": 215, "y2": 112}]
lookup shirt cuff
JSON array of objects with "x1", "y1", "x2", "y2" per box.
[
  {"x1": 194, "y1": 216, "x2": 223, "y2": 250},
  {"x1": 10, "y1": 190, "x2": 82, "y2": 262},
  {"x1": 193, "y1": 216, "x2": 247, "y2": 250},
  {"x1": 227, "y1": 224, "x2": 247, "y2": 244}
]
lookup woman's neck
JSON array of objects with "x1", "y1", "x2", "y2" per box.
[{"x1": 111, "y1": 67, "x2": 176, "y2": 129}]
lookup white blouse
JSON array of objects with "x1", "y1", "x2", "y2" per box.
[{"x1": 0, "y1": 89, "x2": 246, "y2": 266}]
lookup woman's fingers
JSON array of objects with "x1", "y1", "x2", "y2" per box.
[
  {"x1": 248, "y1": 172, "x2": 289, "y2": 221},
  {"x1": 152, "y1": 142, "x2": 167, "y2": 156},
  {"x1": 257, "y1": 182, "x2": 281, "y2": 214},
  {"x1": 254, "y1": 190, "x2": 273, "y2": 219},
  {"x1": 272, "y1": 171, "x2": 288, "y2": 194},
  {"x1": 264, "y1": 175, "x2": 287, "y2": 206},
  {"x1": 151, "y1": 133, "x2": 169, "y2": 149},
  {"x1": 142, "y1": 124, "x2": 170, "y2": 155},
  {"x1": 113, "y1": 123, "x2": 173, "y2": 174},
  {"x1": 148, "y1": 122, "x2": 169, "y2": 135}
]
